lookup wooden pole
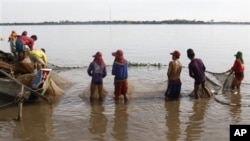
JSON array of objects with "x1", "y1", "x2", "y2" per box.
[{"x1": 17, "y1": 85, "x2": 24, "y2": 121}]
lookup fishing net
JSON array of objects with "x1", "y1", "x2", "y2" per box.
[
  {"x1": 206, "y1": 70, "x2": 233, "y2": 92},
  {"x1": 79, "y1": 80, "x2": 135, "y2": 100},
  {"x1": 188, "y1": 70, "x2": 233, "y2": 98},
  {"x1": 50, "y1": 71, "x2": 74, "y2": 88},
  {"x1": 80, "y1": 84, "x2": 108, "y2": 99},
  {"x1": 44, "y1": 79, "x2": 64, "y2": 102},
  {"x1": 17, "y1": 73, "x2": 36, "y2": 85},
  {"x1": 17, "y1": 71, "x2": 73, "y2": 102},
  {"x1": 44, "y1": 72, "x2": 74, "y2": 102}
]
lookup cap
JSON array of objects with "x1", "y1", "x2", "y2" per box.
[
  {"x1": 93, "y1": 51, "x2": 102, "y2": 57},
  {"x1": 234, "y1": 51, "x2": 242, "y2": 58},
  {"x1": 112, "y1": 49, "x2": 123, "y2": 57},
  {"x1": 170, "y1": 50, "x2": 181, "y2": 58}
]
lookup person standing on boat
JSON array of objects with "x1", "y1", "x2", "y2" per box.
[
  {"x1": 187, "y1": 48, "x2": 211, "y2": 99},
  {"x1": 8, "y1": 30, "x2": 18, "y2": 58},
  {"x1": 112, "y1": 49, "x2": 128, "y2": 103},
  {"x1": 165, "y1": 50, "x2": 182, "y2": 101},
  {"x1": 19, "y1": 34, "x2": 37, "y2": 51},
  {"x1": 14, "y1": 34, "x2": 37, "y2": 61},
  {"x1": 29, "y1": 48, "x2": 48, "y2": 73},
  {"x1": 87, "y1": 51, "x2": 107, "y2": 102},
  {"x1": 22, "y1": 31, "x2": 28, "y2": 36},
  {"x1": 230, "y1": 51, "x2": 244, "y2": 92}
]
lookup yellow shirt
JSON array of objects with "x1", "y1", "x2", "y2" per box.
[{"x1": 30, "y1": 49, "x2": 48, "y2": 65}]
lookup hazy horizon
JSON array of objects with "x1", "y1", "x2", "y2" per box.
[{"x1": 1, "y1": 0, "x2": 250, "y2": 23}]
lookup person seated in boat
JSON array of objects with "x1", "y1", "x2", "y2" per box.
[
  {"x1": 230, "y1": 51, "x2": 244, "y2": 93},
  {"x1": 29, "y1": 48, "x2": 48, "y2": 73}
]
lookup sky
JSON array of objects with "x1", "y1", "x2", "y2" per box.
[{"x1": 1, "y1": 0, "x2": 250, "y2": 23}]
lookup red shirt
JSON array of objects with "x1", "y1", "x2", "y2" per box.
[
  {"x1": 19, "y1": 36, "x2": 35, "y2": 51},
  {"x1": 231, "y1": 59, "x2": 244, "y2": 80}
]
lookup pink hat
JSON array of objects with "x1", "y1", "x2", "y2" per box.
[
  {"x1": 170, "y1": 50, "x2": 180, "y2": 58},
  {"x1": 112, "y1": 49, "x2": 123, "y2": 57},
  {"x1": 93, "y1": 51, "x2": 102, "y2": 57}
]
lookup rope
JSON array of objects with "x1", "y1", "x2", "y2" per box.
[
  {"x1": 205, "y1": 70, "x2": 231, "y2": 75},
  {"x1": 0, "y1": 69, "x2": 50, "y2": 103},
  {"x1": 0, "y1": 94, "x2": 26, "y2": 110},
  {"x1": 0, "y1": 101, "x2": 17, "y2": 109}
]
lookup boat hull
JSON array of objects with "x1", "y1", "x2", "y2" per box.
[{"x1": 0, "y1": 77, "x2": 31, "y2": 99}]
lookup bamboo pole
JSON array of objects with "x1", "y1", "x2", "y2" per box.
[{"x1": 17, "y1": 85, "x2": 24, "y2": 121}]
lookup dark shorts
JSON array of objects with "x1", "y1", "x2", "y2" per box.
[
  {"x1": 165, "y1": 80, "x2": 182, "y2": 99},
  {"x1": 15, "y1": 39, "x2": 25, "y2": 52},
  {"x1": 195, "y1": 79, "x2": 205, "y2": 85},
  {"x1": 235, "y1": 72, "x2": 244, "y2": 81},
  {"x1": 114, "y1": 79, "x2": 128, "y2": 97}
]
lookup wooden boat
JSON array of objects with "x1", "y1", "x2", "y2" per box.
[{"x1": 0, "y1": 69, "x2": 51, "y2": 103}]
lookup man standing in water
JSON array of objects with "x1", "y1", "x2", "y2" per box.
[
  {"x1": 187, "y1": 48, "x2": 211, "y2": 99},
  {"x1": 165, "y1": 50, "x2": 182, "y2": 100},
  {"x1": 230, "y1": 51, "x2": 244, "y2": 93},
  {"x1": 112, "y1": 49, "x2": 128, "y2": 103},
  {"x1": 87, "y1": 51, "x2": 107, "y2": 102}
]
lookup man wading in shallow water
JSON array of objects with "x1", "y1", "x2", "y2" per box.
[
  {"x1": 187, "y1": 48, "x2": 211, "y2": 99},
  {"x1": 112, "y1": 49, "x2": 128, "y2": 103},
  {"x1": 165, "y1": 50, "x2": 182, "y2": 101},
  {"x1": 87, "y1": 51, "x2": 107, "y2": 103},
  {"x1": 230, "y1": 51, "x2": 245, "y2": 93}
]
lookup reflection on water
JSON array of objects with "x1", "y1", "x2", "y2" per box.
[
  {"x1": 112, "y1": 103, "x2": 128, "y2": 141},
  {"x1": 165, "y1": 100, "x2": 181, "y2": 141},
  {"x1": 184, "y1": 99, "x2": 210, "y2": 141},
  {"x1": 229, "y1": 94, "x2": 242, "y2": 123},
  {"x1": 0, "y1": 67, "x2": 249, "y2": 141},
  {"x1": 0, "y1": 102, "x2": 53, "y2": 141},
  {"x1": 88, "y1": 103, "x2": 107, "y2": 140}
]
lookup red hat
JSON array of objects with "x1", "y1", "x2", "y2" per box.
[
  {"x1": 112, "y1": 49, "x2": 123, "y2": 57},
  {"x1": 170, "y1": 50, "x2": 180, "y2": 58},
  {"x1": 93, "y1": 51, "x2": 102, "y2": 57}
]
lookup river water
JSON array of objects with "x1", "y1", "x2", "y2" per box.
[{"x1": 0, "y1": 25, "x2": 250, "y2": 141}]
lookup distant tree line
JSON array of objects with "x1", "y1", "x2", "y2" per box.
[{"x1": 1, "y1": 19, "x2": 250, "y2": 25}]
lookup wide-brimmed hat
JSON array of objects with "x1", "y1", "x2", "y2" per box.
[
  {"x1": 112, "y1": 50, "x2": 123, "y2": 57},
  {"x1": 170, "y1": 50, "x2": 181, "y2": 58},
  {"x1": 93, "y1": 51, "x2": 102, "y2": 57}
]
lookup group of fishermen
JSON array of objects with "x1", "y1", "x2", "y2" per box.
[
  {"x1": 87, "y1": 48, "x2": 245, "y2": 103},
  {"x1": 1, "y1": 30, "x2": 48, "y2": 75},
  {"x1": 165, "y1": 49, "x2": 245, "y2": 100},
  {"x1": 88, "y1": 50, "x2": 128, "y2": 103}
]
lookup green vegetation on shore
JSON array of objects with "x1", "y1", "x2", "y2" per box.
[{"x1": 128, "y1": 62, "x2": 163, "y2": 67}]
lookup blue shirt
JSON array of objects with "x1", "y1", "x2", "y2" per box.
[{"x1": 112, "y1": 60, "x2": 128, "y2": 80}]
